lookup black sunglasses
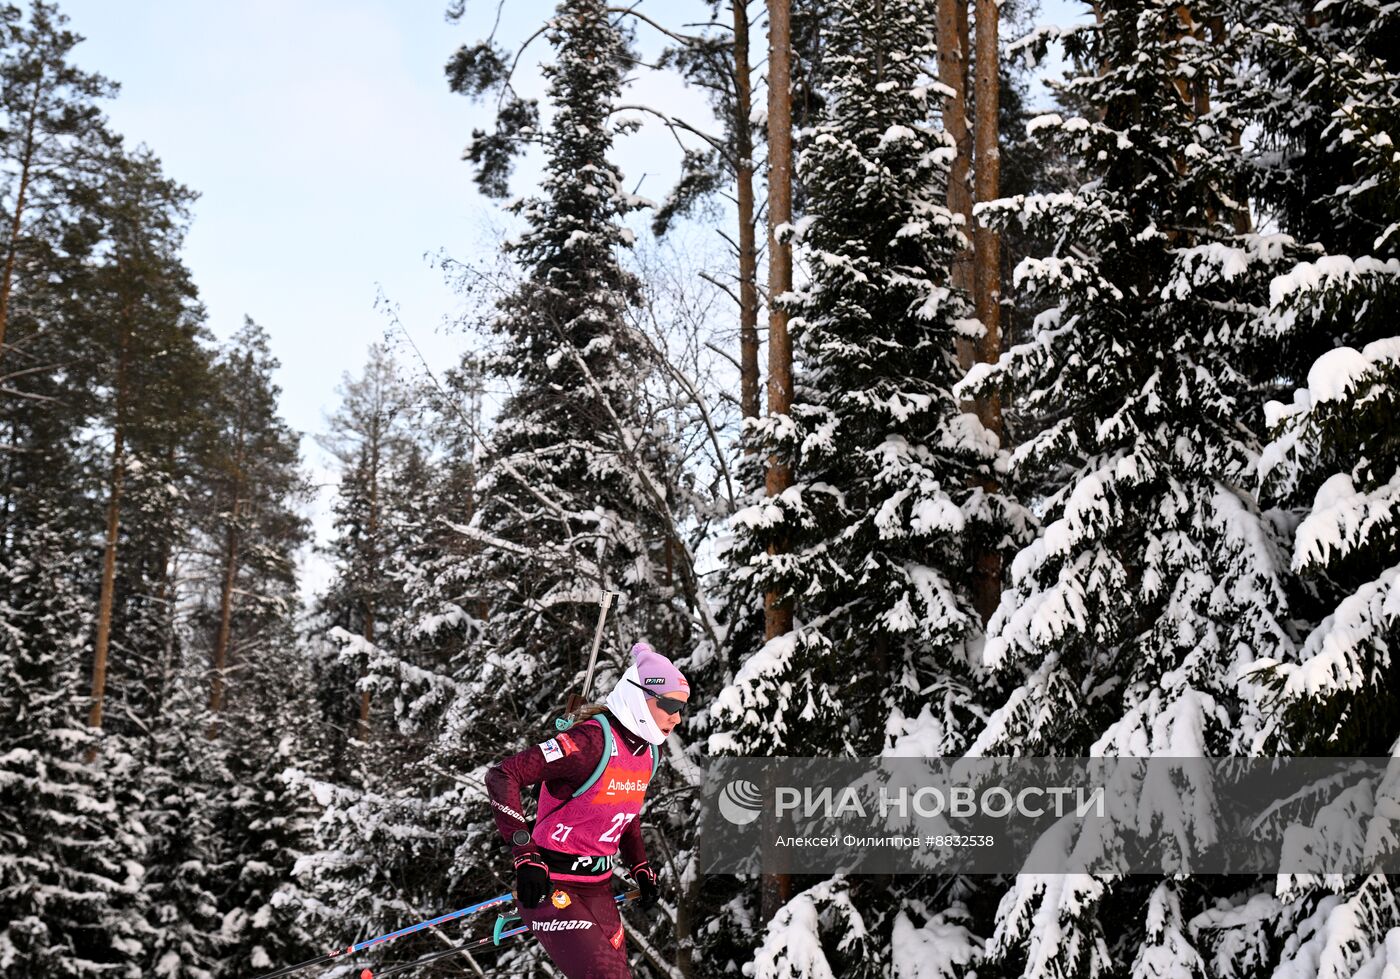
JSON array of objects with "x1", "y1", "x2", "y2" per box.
[{"x1": 628, "y1": 679, "x2": 689, "y2": 716}]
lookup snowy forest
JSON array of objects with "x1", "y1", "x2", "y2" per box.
[{"x1": 1, "y1": 0, "x2": 1397, "y2": 974}]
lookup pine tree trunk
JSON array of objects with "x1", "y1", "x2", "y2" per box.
[
  {"x1": 359, "y1": 608, "x2": 373, "y2": 740},
  {"x1": 0, "y1": 71, "x2": 43, "y2": 367},
  {"x1": 763, "y1": 0, "x2": 794, "y2": 672},
  {"x1": 209, "y1": 425, "x2": 246, "y2": 730},
  {"x1": 939, "y1": 0, "x2": 973, "y2": 380},
  {"x1": 209, "y1": 506, "x2": 240, "y2": 720},
  {"x1": 971, "y1": 0, "x2": 1004, "y2": 624},
  {"x1": 0, "y1": 419, "x2": 10, "y2": 564},
  {"x1": 972, "y1": 0, "x2": 1002, "y2": 399},
  {"x1": 89, "y1": 317, "x2": 131, "y2": 736},
  {"x1": 734, "y1": 0, "x2": 761, "y2": 423},
  {"x1": 761, "y1": 0, "x2": 795, "y2": 925}
]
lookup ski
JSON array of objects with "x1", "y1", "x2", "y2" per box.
[
  {"x1": 359, "y1": 891, "x2": 639, "y2": 979},
  {"x1": 249, "y1": 891, "x2": 515, "y2": 979}
]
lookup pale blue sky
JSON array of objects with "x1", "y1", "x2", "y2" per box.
[
  {"x1": 58, "y1": 1, "x2": 707, "y2": 434},
  {"x1": 54, "y1": 0, "x2": 1080, "y2": 595}
]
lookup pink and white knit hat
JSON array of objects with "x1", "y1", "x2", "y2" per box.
[{"x1": 632, "y1": 641, "x2": 688, "y2": 693}]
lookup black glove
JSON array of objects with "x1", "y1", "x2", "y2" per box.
[
  {"x1": 514, "y1": 853, "x2": 550, "y2": 909},
  {"x1": 632, "y1": 861, "x2": 660, "y2": 911}
]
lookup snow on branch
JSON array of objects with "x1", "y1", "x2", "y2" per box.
[{"x1": 1266, "y1": 255, "x2": 1400, "y2": 334}]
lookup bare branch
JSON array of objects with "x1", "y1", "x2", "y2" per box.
[
  {"x1": 613, "y1": 103, "x2": 727, "y2": 155},
  {"x1": 703, "y1": 340, "x2": 743, "y2": 372},
  {"x1": 697, "y1": 271, "x2": 742, "y2": 308},
  {"x1": 548, "y1": 315, "x2": 729, "y2": 650},
  {"x1": 499, "y1": 23, "x2": 552, "y2": 108},
  {"x1": 0, "y1": 386, "x2": 59, "y2": 403},
  {"x1": 606, "y1": 6, "x2": 710, "y2": 46}
]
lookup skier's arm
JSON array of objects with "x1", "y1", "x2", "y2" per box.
[
  {"x1": 484, "y1": 727, "x2": 600, "y2": 857},
  {"x1": 619, "y1": 808, "x2": 648, "y2": 870}
]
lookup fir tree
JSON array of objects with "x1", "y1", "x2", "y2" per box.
[
  {"x1": 315, "y1": 342, "x2": 418, "y2": 749},
  {"x1": 459, "y1": 0, "x2": 689, "y2": 728},
  {"x1": 1253, "y1": 337, "x2": 1400, "y2": 755},
  {"x1": 1245, "y1": 0, "x2": 1400, "y2": 757},
  {"x1": 957, "y1": 1, "x2": 1301, "y2": 974},
  {"x1": 1230, "y1": 2, "x2": 1400, "y2": 973},
  {"x1": 133, "y1": 668, "x2": 224, "y2": 979},
  {"x1": 963, "y1": 0, "x2": 1295, "y2": 760},
  {"x1": 214, "y1": 728, "x2": 319, "y2": 977},
  {"x1": 0, "y1": 516, "x2": 145, "y2": 977}
]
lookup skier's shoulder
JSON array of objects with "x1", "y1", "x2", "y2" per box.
[
  {"x1": 537, "y1": 716, "x2": 605, "y2": 766},
  {"x1": 570, "y1": 713, "x2": 651, "y2": 756},
  {"x1": 536, "y1": 712, "x2": 651, "y2": 769}
]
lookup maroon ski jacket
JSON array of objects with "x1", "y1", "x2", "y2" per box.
[{"x1": 485, "y1": 714, "x2": 651, "y2": 877}]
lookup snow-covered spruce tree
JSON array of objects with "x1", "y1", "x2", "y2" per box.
[
  {"x1": 349, "y1": 390, "x2": 490, "y2": 890},
  {"x1": 211, "y1": 553, "x2": 320, "y2": 977},
  {"x1": 0, "y1": 515, "x2": 145, "y2": 976},
  {"x1": 314, "y1": 342, "x2": 419, "y2": 752},
  {"x1": 458, "y1": 0, "x2": 688, "y2": 732},
  {"x1": 1213, "y1": 5, "x2": 1400, "y2": 975},
  {"x1": 1251, "y1": 267, "x2": 1399, "y2": 760},
  {"x1": 292, "y1": 349, "x2": 445, "y2": 950},
  {"x1": 215, "y1": 728, "x2": 319, "y2": 977},
  {"x1": 963, "y1": 0, "x2": 1296, "y2": 761},
  {"x1": 1249, "y1": 0, "x2": 1398, "y2": 275},
  {"x1": 286, "y1": 731, "x2": 455, "y2": 972},
  {"x1": 293, "y1": 356, "x2": 502, "y2": 966},
  {"x1": 955, "y1": 2, "x2": 1303, "y2": 975},
  {"x1": 1245, "y1": 0, "x2": 1400, "y2": 757},
  {"x1": 132, "y1": 668, "x2": 224, "y2": 979},
  {"x1": 715, "y1": 0, "x2": 1027, "y2": 763}
]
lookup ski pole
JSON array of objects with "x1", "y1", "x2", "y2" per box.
[
  {"x1": 249, "y1": 891, "x2": 515, "y2": 979},
  {"x1": 360, "y1": 891, "x2": 640, "y2": 979}
]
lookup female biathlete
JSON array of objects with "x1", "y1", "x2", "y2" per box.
[{"x1": 485, "y1": 642, "x2": 689, "y2": 978}]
